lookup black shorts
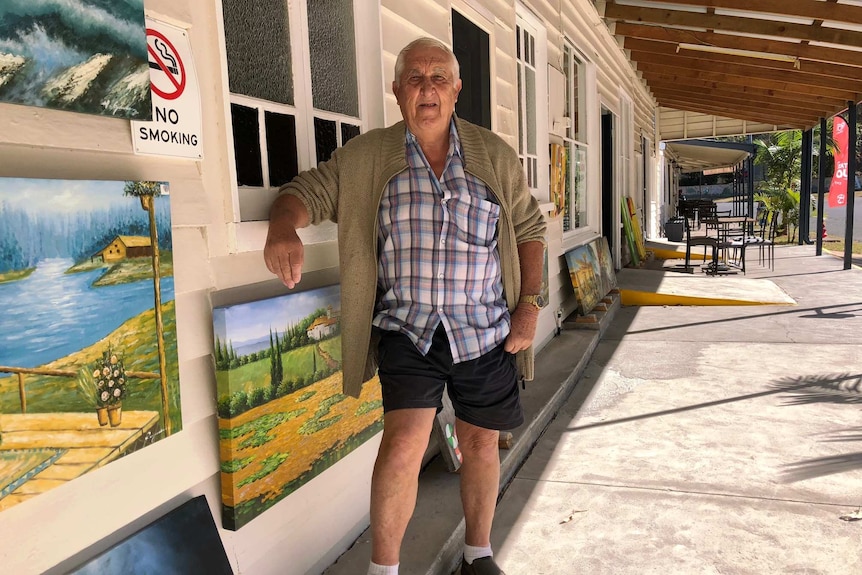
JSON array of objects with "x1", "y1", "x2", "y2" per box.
[{"x1": 376, "y1": 324, "x2": 523, "y2": 431}]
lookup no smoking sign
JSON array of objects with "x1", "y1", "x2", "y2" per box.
[
  {"x1": 132, "y1": 18, "x2": 202, "y2": 159},
  {"x1": 147, "y1": 28, "x2": 186, "y2": 101}
]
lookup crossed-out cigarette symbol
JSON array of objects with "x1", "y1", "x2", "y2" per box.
[{"x1": 148, "y1": 38, "x2": 178, "y2": 75}]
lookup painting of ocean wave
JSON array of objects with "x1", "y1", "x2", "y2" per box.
[{"x1": 0, "y1": 0, "x2": 151, "y2": 119}]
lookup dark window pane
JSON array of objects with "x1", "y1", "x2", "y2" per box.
[
  {"x1": 222, "y1": 0, "x2": 293, "y2": 105},
  {"x1": 308, "y1": 0, "x2": 358, "y2": 116},
  {"x1": 526, "y1": 66, "x2": 536, "y2": 154},
  {"x1": 265, "y1": 111, "x2": 298, "y2": 187},
  {"x1": 231, "y1": 103, "x2": 263, "y2": 187},
  {"x1": 516, "y1": 25, "x2": 521, "y2": 59},
  {"x1": 517, "y1": 64, "x2": 523, "y2": 154},
  {"x1": 314, "y1": 117, "x2": 338, "y2": 164},
  {"x1": 341, "y1": 123, "x2": 360, "y2": 144},
  {"x1": 452, "y1": 10, "x2": 491, "y2": 129}
]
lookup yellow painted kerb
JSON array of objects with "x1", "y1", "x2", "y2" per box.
[
  {"x1": 620, "y1": 289, "x2": 790, "y2": 307},
  {"x1": 650, "y1": 247, "x2": 709, "y2": 261}
]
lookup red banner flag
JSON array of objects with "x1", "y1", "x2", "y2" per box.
[{"x1": 829, "y1": 116, "x2": 849, "y2": 208}]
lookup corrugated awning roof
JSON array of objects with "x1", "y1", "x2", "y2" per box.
[
  {"x1": 665, "y1": 139, "x2": 755, "y2": 173},
  {"x1": 599, "y1": 0, "x2": 862, "y2": 135}
]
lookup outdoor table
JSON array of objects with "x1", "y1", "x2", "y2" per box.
[{"x1": 700, "y1": 216, "x2": 757, "y2": 274}]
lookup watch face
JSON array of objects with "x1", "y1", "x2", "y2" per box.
[{"x1": 535, "y1": 295, "x2": 546, "y2": 308}]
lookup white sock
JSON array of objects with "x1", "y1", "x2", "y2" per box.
[
  {"x1": 367, "y1": 561, "x2": 399, "y2": 575},
  {"x1": 463, "y1": 544, "x2": 493, "y2": 565}
]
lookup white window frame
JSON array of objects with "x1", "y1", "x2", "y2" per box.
[
  {"x1": 601, "y1": 103, "x2": 623, "y2": 268},
  {"x1": 641, "y1": 133, "x2": 659, "y2": 239},
  {"x1": 451, "y1": 0, "x2": 497, "y2": 133},
  {"x1": 560, "y1": 41, "x2": 600, "y2": 252},
  {"x1": 515, "y1": 5, "x2": 549, "y2": 204},
  {"x1": 620, "y1": 90, "x2": 634, "y2": 209},
  {"x1": 561, "y1": 39, "x2": 591, "y2": 238},
  {"x1": 216, "y1": 0, "x2": 383, "y2": 252}
]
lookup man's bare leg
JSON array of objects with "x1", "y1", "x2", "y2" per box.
[
  {"x1": 455, "y1": 419, "x2": 501, "y2": 547},
  {"x1": 370, "y1": 407, "x2": 437, "y2": 566}
]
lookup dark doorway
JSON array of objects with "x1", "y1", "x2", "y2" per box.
[
  {"x1": 452, "y1": 10, "x2": 491, "y2": 129},
  {"x1": 602, "y1": 110, "x2": 614, "y2": 256}
]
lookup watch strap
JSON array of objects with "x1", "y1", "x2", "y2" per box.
[{"x1": 519, "y1": 294, "x2": 545, "y2": 309}]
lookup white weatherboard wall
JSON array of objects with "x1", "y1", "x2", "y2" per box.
[
  {"x1": 0, "y1": 1, "x2": 659, "y2": 574},
  {"x1": 0, "y1": 1, "x2": 376, "y2": 575}
]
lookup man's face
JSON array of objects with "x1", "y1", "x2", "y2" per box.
[{"x1": 393, "y1": 45, "x2": 462, "y2": 138}]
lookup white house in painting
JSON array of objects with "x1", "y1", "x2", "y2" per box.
[{"x1": 306, "y1": 307, "x2": 339, "y2": 340}]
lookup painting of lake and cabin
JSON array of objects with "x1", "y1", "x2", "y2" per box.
[
  {"x1": 0, "y1": 177, "x2": 181, "y2": 513},
  {"x1": 0, "y1": 0, "x2": 151, "y2": 119},
  {"x1": 213, "y1": 285, "x2": 383, "y2": 530}
]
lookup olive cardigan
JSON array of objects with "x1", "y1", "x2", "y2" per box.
[{"x1": 280, "y1": 117, "x2": 547, "y2": 397}]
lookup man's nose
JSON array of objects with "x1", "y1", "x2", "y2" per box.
[{"x1": 419, "y1": 77, "x2": 435, "y2": 94}]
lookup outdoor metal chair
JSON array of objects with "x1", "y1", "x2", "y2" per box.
[
  {"x1": 683, "y1": 215, "x2": 719, "y2": 275},
  {"x1": 721, "y1": 221, "x2": 751, "y2": 274},
  {"x1": 755, "y1": 210, "x2": 779, "y2": 270}
]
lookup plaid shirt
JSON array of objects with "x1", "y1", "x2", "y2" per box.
[{"x1": 373, "y1": 120, "x2": 509, "y2": 362}]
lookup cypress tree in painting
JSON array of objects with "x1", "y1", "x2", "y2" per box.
[
  {"x1": 270, "y1": 330, "x2": 283, "y2": 396},
  {"x1": 215, "y1": 335, "x2": 224, "y2": 369},
  {"x1": 276, "y1": 335, "x2": 284, "y2": 392}
]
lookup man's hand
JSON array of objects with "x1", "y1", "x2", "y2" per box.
[
  {"x1": 504, "y1": 303, "x2": 539, "y2": 353},
  {"x1": 264, "y1": 224, "x2": 304, "y2": 288},
  {"x1": 264, "y1": 194, "x2": 311, "y2": 289}
]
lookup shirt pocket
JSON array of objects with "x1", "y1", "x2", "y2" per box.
[{"x1": 450, "y1": 195, "x2": 500, "y2": 248}]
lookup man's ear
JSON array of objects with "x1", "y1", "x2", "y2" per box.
[
  {"x1": 391, "y1": 81, "x2": 400, "y2": 103},
  {"x1": 454, "y1": 78, "x2": 463, "y2": 102}
]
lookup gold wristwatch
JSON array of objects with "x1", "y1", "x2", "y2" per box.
[{"x1": 519, "y1": 294, "x2": 546, "y2": 310}]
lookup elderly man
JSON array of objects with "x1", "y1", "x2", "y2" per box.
[{"x1": 264, "y1": 37, "x2": 546, "y2": 575}]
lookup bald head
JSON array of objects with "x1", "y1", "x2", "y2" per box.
[{"x1": 394, "y1": 37, "x2": 460, "y2": 89}]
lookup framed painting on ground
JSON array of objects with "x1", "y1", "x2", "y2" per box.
[
  {"x1": 432, "y1": 393, "x2": 462, "y2": 472},
  {"x1": 68, "y1": 495, "x2": 232, "y2": 574},
  {"x1": 591, "y1": 237, "x2": 617, "y2": 298},
  {"x1": 625, "y1": 196, "x2": 647, "y2": 262},
  {"x1": 621, "y1": 197, "x2": 640, "y2": 266},
  {"x1": 0, "y1": 178, "x2": 181, "y2": 513},
  {"x1": 564, "y1": 244, "x2": 602, "y2": 315},
  {"x1": 212, "y1": 284, "x2": 383, "y2": 530}
]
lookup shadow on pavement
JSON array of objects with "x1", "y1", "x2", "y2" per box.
[
  {"x1": 623, "y1": 301, "x2": 862, "y2": 337},
  {"x1": 769, "y1": 373, "x2": 862, "y2": 405},
  {"x1": 770, "y1": 375, "x2": 862, "y2": 481},
  {"x1": 782, "y1": 452, "x2": 862, "y2": 482},
  {"x1": 563, "y1": 372, "x2": 860, "y2": 434}
]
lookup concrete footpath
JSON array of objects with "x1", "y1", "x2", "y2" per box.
[
  {"x1": 490, "y1": 244, "x2": 861, "y2": 574},
  {"x1": 324, "y1": 244, "x2": 860, "y2": 575}
]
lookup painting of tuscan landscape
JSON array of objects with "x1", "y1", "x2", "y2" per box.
[
  {"x1": 213, "y1": 285, "x2": 383, "y2": 530},
  {"x1": 0, "y1": 0, "x2": 151, "y2": 119},
  {"x1": 0, "y1": 177, "x2": 181, "y2": 512}
]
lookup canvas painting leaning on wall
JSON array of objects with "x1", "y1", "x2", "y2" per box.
[{"x1": 213, "y1": 284, "x2": 384, "y2": 530}]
